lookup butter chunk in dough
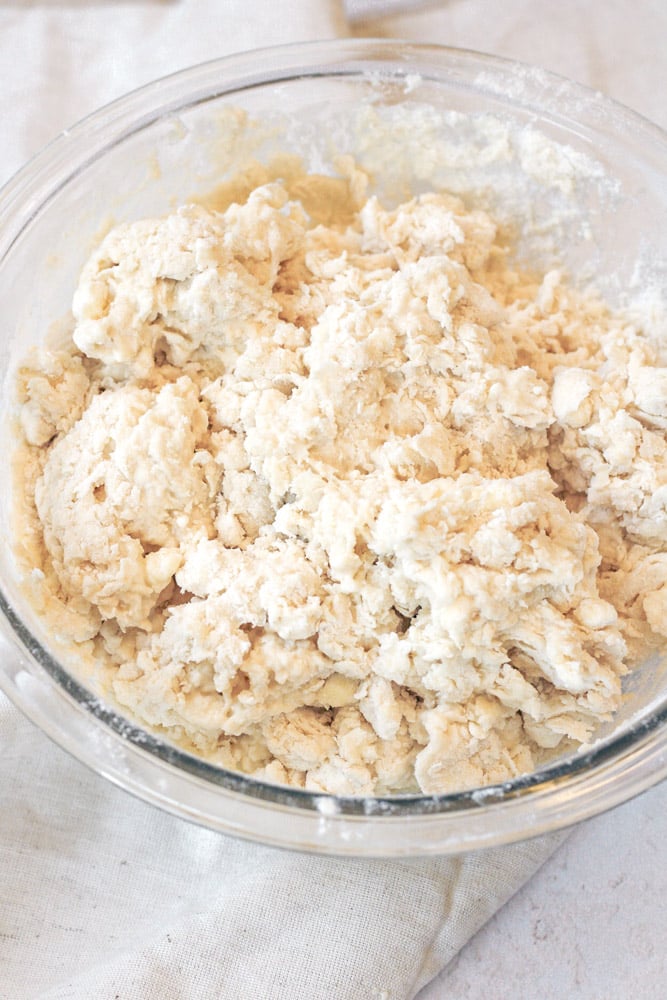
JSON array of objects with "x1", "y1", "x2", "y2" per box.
[{"x1": 14, "y1": 174, "x2": 667, "y2": 796}]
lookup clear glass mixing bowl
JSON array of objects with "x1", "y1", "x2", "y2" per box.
[{"x1": 1, "y1": 40, "x2": 666, "y2": 855}]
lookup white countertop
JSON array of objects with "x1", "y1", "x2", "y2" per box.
[{"x1": 418, "y1": 780, "x2": 667, "y2": 998}]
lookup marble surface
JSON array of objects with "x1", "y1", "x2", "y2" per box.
[{"x1": 418, "y1": 780, "x2": 667, "y2": 998}]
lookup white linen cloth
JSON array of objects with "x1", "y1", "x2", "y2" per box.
[
  {"x1": 0, "y1": 3, "x2": 664, "y2": 998},
  {"x1": 1, "y1": 696, "x2": 565, "y2": 999}
]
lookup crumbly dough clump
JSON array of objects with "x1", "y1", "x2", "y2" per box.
[{"x1": 14, "y1": 169, "x2": 667, "y2": 796}]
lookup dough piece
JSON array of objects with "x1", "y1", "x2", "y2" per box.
[{"x1": 14, "y1": 174, "x2": 665, "y2": 796}]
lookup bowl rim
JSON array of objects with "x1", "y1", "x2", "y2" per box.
[{"x1": 2, "y1": 37, "x2": 667, "y2": 854}]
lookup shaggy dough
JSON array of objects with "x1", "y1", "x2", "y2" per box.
[{"x1": 14, "y1": 167, "x2": 667, "y2": 796}]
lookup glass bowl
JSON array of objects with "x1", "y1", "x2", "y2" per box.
[{"x1": 1, "y1": 39, "x2": 666, "y2": 856}]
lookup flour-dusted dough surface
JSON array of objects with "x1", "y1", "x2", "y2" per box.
[{"x1": 14, "y1": 167, "x2": 667, "y2": 795}]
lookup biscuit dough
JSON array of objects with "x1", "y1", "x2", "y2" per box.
[{"x1": 14, "y1": 168, "x2": 667, "y2": 795}]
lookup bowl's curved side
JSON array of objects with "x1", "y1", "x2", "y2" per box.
[{"x1": 1, "y1": 39, "x2": 667, "y2": 854}]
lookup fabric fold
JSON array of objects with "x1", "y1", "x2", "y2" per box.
[{"x1": 0, "y1": 696, "x2": 565, "y2": 999}]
